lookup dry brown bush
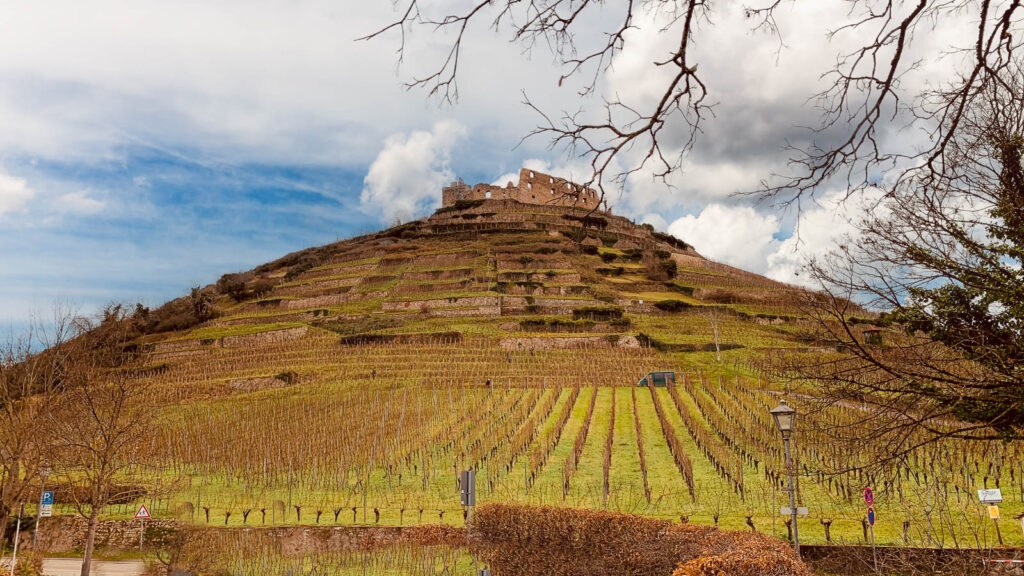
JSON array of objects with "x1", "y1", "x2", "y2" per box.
[{"x1": 470, "y1": 503, "x2": 809, "y2": 576}]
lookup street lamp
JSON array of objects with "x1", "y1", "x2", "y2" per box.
[{"x1": 770, "y1": 400, "x2": 800, "y2": 556}]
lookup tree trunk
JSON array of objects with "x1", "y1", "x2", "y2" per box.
[
  {"x1": 80, "y1": 507, "x2": 100, "y2": 576},
  {"x1": 0, "y1": 506, "x2": 9, "y2": 552}
]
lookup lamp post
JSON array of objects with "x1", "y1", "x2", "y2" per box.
[{"x1": 771, "y1": 399, "x2": 799, "y2": 556}]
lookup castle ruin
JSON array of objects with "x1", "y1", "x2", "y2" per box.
[{"x1": 442, "y1": 168, "x2": 607, "y2": 212}]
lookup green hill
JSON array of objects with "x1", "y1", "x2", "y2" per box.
[{"x1": 38, "y1": 193, "x2": 1022, "y2": 554}]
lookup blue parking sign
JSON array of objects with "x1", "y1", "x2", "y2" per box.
[{"x1": 41, "y1": 491, "x2": 54, "y2": 505}]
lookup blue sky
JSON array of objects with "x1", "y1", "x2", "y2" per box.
[{"x1": 0, "y1": 0, "x2": 968, "y2": 340}]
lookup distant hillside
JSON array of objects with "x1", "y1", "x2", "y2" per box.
[{"x1": 132, "y1": 194, "x2": 813, "y2": 362}]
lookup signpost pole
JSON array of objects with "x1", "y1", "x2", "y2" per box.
[
  {"x1": 978, "y1": 490, "x2": 1005, "y2": 546},
  {"x1": 10, "y1": 503, "x2": 24, "y2": 576},
  {"x1": 864, "y1": 488, "x2": 878, "y2": 575},
  {"x1": 869, "y1": 522, "x2": 878, "y2": 574},
  {"x1": 32, "y1": 467, "x2": 48, "y2": 551}
]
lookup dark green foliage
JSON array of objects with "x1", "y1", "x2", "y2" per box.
[
  {"x1": 653, "y1": 300, "x2": 691, "y2": 312},
  {"x1": 217, "y1": 273, "x2": 249, "y2": 301},
  {"x1": 562, "y1": 214, "x2": 609, "y2": 229},
  {"x1": 381, "y1": 222, "x2": 421, "y2": 239},
  {"x1": 652, "y1": 231, "x2": 691, "y2": 251},
  {"x1": 600, "y1": 235, "x2": 617, "y2": 247},
  {"x1": 338, "y1": 332, "x2": 463, "y2": 346},
  {"x1": 600, "y1": 252, "x2": 618, "y2": 263},
  {"x1": 582, "y1": 244, "x2": 599, "y2": 255},
  {"x1": 572, "y1": 305, "x2": 624, "y2": 321},
  {"x1": 435, "y1": 199, "x2": 486, "y2": 214},
  {"x1": 274, "y1": 371, "x2": 299, "y2": 385},
  {"x1": 218, "y1": 273, "x2": 276, "y2": 302},
  {"x1": 596, "y1": 266, "x2": 624, "y2": 276},
  {"x1": 635, "y1": 332, "x2": 742, "y2": 352},
  {"x1": 520, "y1": 317, "x2": 595, "y2": 332},
  {"x1": 565, "y1": 228, "x2": 587, "y2": 242},
  {"x1": 519, "y1": 255, "x2": 535, "y2": 265},
  {"x1": 536, "y1": 246, "x2": 559, "y2": 254},
  {"x1": 284, "y1": 253, "x2": 320, "y2": 280},
  {"x1": 609, "y1": 317, "x2": 632, "y2": 328},
  {"x1": 659, "y1": 259, "x2": 678, "y2": 277},
  {"x1": 623, "y1": 249, "x2": 644, "y2": 261},
  {"x1": 666, "y1": 283, "x2": 695, "y2": 297},
  {"x1": 319, "y1": 316, "x2": 403, "y2": 336},
  {"x1": 654, "y1": 250, "x2": 671, "y2": 260},
  {"x1": 883, "y1": 133, "x2": 1024, "y2": 433},
  {"x1": 524, "y1": 304, "x2": 542, "y2": 314},
  {"x1": 131, "y1": 291, "x2": 216, "y2": 335},
  {"x1": 647, "y1": 258, "x2": 678, "y2": 281}
]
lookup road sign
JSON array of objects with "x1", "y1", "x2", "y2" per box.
[
  {"x1": 989, "y1": 506, "x2": 1001, "y2": 520},
  {"x1": 780, "y1": 507, "x2": 809, "y2": 516},
  {"x1": 867, "y1": 507, "x2": 876, "y2": 526},
  {"x1": 863, "y1": 486, "x2": 874, "y2": 506},
  {"x1": 39, "y1": 491, "x2": 54, "y2": 518},
  {"x1": 134, "y1": 504, "x2": 151, "y2": 519},
  {"x1": 979, "y1": 489, "x2": 1003, "y2": 503}
]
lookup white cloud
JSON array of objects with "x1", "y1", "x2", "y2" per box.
[
  {"x1": 666, "y1": 189, "x2": 884, "y2": 286},
  {"x1": 640, "y1": 213, "x2": 667, "y2": 232},
  {"x1": 360, "y1": 120, "x2": 466, "y2": 223},
  {"x1": 668, "y1": 204, "x2": 781, "y2": 273},
  {"x1": 56, "y1": 190, "x2": 106, "y2": 215},
  {"x1": 766, "y1": 189, "x2": 885, "y2": 284},
  {"x1": 0, "y1": 171, "x2": 33, "y2": 217}
]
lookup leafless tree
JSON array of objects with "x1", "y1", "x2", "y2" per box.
[
  {"x1": 364, "y1": 0, "x2": 1023, "y2": 209},
  {"x1": 772, "y1": 59, "x2": 1024, "y2": 467},
  {"x1": 44, "y1": 307, "x2": 154, "y2": 576},
  {"x1": 702, "y1": 307, "x2": 722, "y2": 362},
  {"x1": 0, "y1": 308, "x2": 77, "y2": 551}
]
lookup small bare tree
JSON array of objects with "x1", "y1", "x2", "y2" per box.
[
  {"x1": 0, "y1": 308, "x2": 76, "y2": 551},
  {"x1": 703, "y1": 308, "x2": 722, "y2": 363},
  {"x1": 45, "y1": 307, "x2": 153, "y2": 576}
]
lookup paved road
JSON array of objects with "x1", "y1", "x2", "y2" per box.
[{"x1": 1, "y1": 558, "x2": 146, "y2": 576}]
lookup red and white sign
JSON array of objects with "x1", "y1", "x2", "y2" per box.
[
  {"x1": 863, "y1": 486, "x2": 874, "y2": 506},
  {"x1": 134, "y1": 504, "x2": 151, "y2": 519}
]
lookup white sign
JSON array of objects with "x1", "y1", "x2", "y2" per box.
[
  {"x1": 134, "y1": 504, "x2": 151, "y2": 519},
  {"x1": 780, "y1": 506, "x2": 809, "y2": 516},
  {"x1": 978, "y1": 489, "x2": 1003, "y2": 503}
]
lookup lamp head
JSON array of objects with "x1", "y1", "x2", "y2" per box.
[{"x1": 770, "y1": 399, "x2": 797, "y2": 438}]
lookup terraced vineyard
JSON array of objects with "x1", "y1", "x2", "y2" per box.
[{"x1": 35, "y1": 198, "x2": 1024, "y2": 551}]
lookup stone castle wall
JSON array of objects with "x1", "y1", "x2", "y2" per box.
[{"x1": 442, "y1": 168, "x2": 605, "y2": 211}]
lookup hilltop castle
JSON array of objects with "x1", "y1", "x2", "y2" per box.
[{"x1": 442, "y1": 168, "x2": 608, "y2": 212}]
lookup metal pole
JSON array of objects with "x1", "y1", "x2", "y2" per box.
[
  {"x1": 10, "y1": 503, "x2": 24, "y2": 576},
  {"x1": 784, "y1": 436, "x2": 800, "y2": 556},
  {"x1": 870, "y1": 523, "x2": 878, "y2": 574},
  {"x1": 33, "y1": 469, "x2": 47, "y2": 551}
]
